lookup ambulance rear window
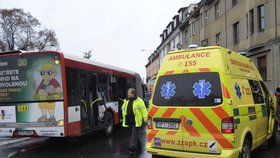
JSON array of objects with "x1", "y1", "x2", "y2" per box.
[{"x1": 153, "y1": 72, "x2": 223, "y2": 106}]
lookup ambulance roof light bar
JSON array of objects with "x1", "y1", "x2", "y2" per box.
[
  {"x1": 188, "y1": 44, "x2": 198, "y2": 48},
  {"x1": 237, "y1": 51, "x2": 248, "y2": 56}
]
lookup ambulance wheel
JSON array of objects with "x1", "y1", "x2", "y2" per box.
[
  {"x1": 104, "y1": 111, "x2": 114, "y2": 136},
  {"x1": 152, "y1": 154, "x2": 165, "y2": 158},
  {"x1": 240, "y1": 138, "x2": 251, "y2": 158}
]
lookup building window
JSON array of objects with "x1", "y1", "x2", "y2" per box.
[
  {"x1": 172, "y1": 40, "x2": 175, "y2": 49},
  {"x1": 177, "y1": 33, "x2": 181, "y2": 44},
  {"x1": 232, "y1": 0, "x2": 239, "y2": 7},
  {"x1": 185, "y1": 12, "x2": 190, "y2": 18},
  {"x1": 215, "y1": 1, "x2": 220, "y2": 20},
  {"x1": 257, "y1": 55, "x2": 267, "y2": 81},
  {"x1": 258, "y1": 5, "x2": 265, "y2": 31},
  {"x1": 216, "y1": 33, "x2": 220, "y2": 45},
  {"x1": 185, "y1": 30, "x2": 189, "y2": 43},
  {"x1": 201, "y1": 39, "x2": 208, "y2": 47},
  {"x1": 249, "y1": 9, "x2": 254, "y2": 35},
  {"x1": 179, "y1": 11, "x2": 183, "y2": 22},
  {"x1": 192, "y1": 22, "x2": 196, "y2": 35},
  {"x1": 168, "y1": 26, "x2": 172, "y2": 35},
  {"x1": 167, "y1": 44, "x2": 171, "y2": 52},
  {"x1": 233, "y1": 22, "x2": 240, "y2": 44},
  {"x1": 160, "y1": 34, "x2": 164, "y2": 42},
  {"x1": 205, "y1": 10, "x2": 208, "y2": 25}
]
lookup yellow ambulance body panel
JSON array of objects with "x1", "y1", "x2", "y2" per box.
[{"x1": 146, "y1": 46, "x2": 275, "y2": 158}]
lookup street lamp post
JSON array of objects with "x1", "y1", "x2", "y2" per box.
[{"x1": 140, "y1": 49, "x2": 152, "y2": 54}]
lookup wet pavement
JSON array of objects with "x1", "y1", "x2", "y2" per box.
[
  {"x1": 0, "y1": 125, "x2": 279, "y2": 158},
  {"x1": 0, "y1": 138, "x2": 30, "y2": 146},
  {"x1": 251, "y1": 131, "x2": 280, "y2": 158},
  {"x1": 12, "y1": 125, "x2": 150, "y2": 158},
  {"x1": 0, "y1": 137, "x2": 47, "y2": 158}
]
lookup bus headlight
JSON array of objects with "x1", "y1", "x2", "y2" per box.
[
  {"x1": 58, "y1": 120, "x2": 64, "y2": 126},
  {"x1": 54, "y1": 59, "x2": 60, "y2": 65}
]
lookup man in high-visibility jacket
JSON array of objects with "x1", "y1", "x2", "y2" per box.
[{"x1": 122, "y1": 88, "x2": 148, "y2": 153}]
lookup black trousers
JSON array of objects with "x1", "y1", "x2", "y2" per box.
[{"x1": 129, "y1": 125, "x2": 140, "y2": 150}]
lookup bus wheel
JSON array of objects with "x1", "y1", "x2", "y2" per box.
[
  {"x1": 240, "y1": 138, "x2": 251, "y2": 158},
  {"x1": 104, "y1": 111, "x2": 114, "y2": 136}
]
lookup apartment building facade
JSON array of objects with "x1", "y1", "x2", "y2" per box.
[
  {"x1": 146, "y1": 0, "x2": 280, "y2": 93},
  {"x1": 145, "y1": 4, "x2": 197, "y2": 91},
  {"x1": 145, "y1": 51, "x2": 160, "y2": 92}
]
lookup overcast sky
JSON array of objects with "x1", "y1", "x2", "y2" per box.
[{"x1": 0, "y1": 0, "x2": 197, "y2": 80}]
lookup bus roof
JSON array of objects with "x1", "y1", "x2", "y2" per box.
[
  {"x1": 0, "y1": 50, "x2": 138, "y2": 78},
  {"x1": 63, "y1": 53, "x2": 137, "y2": 78}
]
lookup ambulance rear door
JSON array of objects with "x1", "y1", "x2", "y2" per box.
[
  {"x1": 180, "y1": 72, "x2": 232, "y2": 154},
  {"x1": 151, "y1": 75, "x2": 184, "y2": 151}
]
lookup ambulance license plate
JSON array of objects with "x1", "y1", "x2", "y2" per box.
[
  {"x1": 156, "y1": 122, "x2": 179, "y2": 129},
  {"x1": 18, "y1": 130, "x2": 33, "y2": 136}
]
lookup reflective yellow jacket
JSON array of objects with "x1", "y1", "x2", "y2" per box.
[{"x1": 122, "y1": 97, "x2": 148, "y2": 127}]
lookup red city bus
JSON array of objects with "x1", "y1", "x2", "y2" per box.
[{"x1": 0, "y1": 51, "x2": 144, "y2": 137}]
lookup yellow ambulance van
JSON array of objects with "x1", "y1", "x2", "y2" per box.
[{"x1": 146, "y1": 46, "x2": 276, "y2": 158}]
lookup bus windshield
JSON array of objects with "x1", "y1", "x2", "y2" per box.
[
  {"x1": 0, "y1": 52, "x2": 63, "y2": 103},
  {"x1": 153, "y1": 72, "x2": 223, "y2": 106}
]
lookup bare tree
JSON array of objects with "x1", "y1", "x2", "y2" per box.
[
  {"x1": 36, "y1": 28, "x2": 59, "y2": 51},
  {"x1": 0, "y1": 8, "x2": 59, "y2": 52},
  {"x1": 0, "y1": 39, "x2": 5, "y2": 52},
  {"x1": 83, "y1": 50, "x2": 93, "y2": 59}
]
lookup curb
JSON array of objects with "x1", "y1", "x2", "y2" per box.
[{"x1": 0, "y1": 138, "x2": 29, "y2": 147}]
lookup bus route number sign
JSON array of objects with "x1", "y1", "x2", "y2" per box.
[{"x1": 17, "y1": 105, "x2": 29, "y2": 112}]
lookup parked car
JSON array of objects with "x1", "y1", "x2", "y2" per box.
[{"x1": 144, "y1": 92, "x2": 151, "y2": 107}]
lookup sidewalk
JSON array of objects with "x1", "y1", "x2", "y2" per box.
[{"x1": 0, "y1": 138, "x2": 29, "y2": 147}]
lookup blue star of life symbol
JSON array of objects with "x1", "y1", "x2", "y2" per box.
[
  {"x1": 235, "y1": 83, "x2": 242, "y2": 99},
  {"x1": 193, "y1": 80, "x2": 212, "y2": 99},
  {"x1": 161, "y1": 81, "x2": 176, "y2": 99}
]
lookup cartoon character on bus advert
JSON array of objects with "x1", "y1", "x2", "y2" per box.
[{"x1": 33, "y1": 63, "x2": 62, "y2": 123}]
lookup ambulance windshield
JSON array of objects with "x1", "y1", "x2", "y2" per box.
[{"x1": 153, "y1": 72, "x2": 223, "y2": 106}]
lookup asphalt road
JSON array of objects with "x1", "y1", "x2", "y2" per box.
[
  {"x1": 1, "y1": 125, "x2": 280, "y2": 158},
  {"x1": 10, "y1": 125, "x2": 150, "y2": 158}
]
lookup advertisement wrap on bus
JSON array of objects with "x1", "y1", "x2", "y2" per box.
[{"x1": 0, "y1": 52, "x2": 65, "y2": 137}]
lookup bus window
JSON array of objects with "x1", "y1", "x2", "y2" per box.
[
  {"x1": 127, "y1": 78, "x2": 134, "y2": 89},
  {"x1": 66, "y1": 68, "x2": 79, "y2": 106},
  {"x1": 98, "y1": 74, "x2": 110, "y2": 102},
  {"x1": 88, "y1": 73, "x2": 98, "y2": 102},
  {"x1": 109, "y1": 76, "x2": 117, "y2": 101},
  {"x1": 118, "y1": 78, "x2": 127, "y2": 100},
  {"x1": 80, "y1": 73, "x2": 88, "y2": 101}
]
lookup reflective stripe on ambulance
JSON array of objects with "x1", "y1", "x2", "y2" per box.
[{"x1": 148, "y1": 107, "x2": 234, "y2": 148}]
